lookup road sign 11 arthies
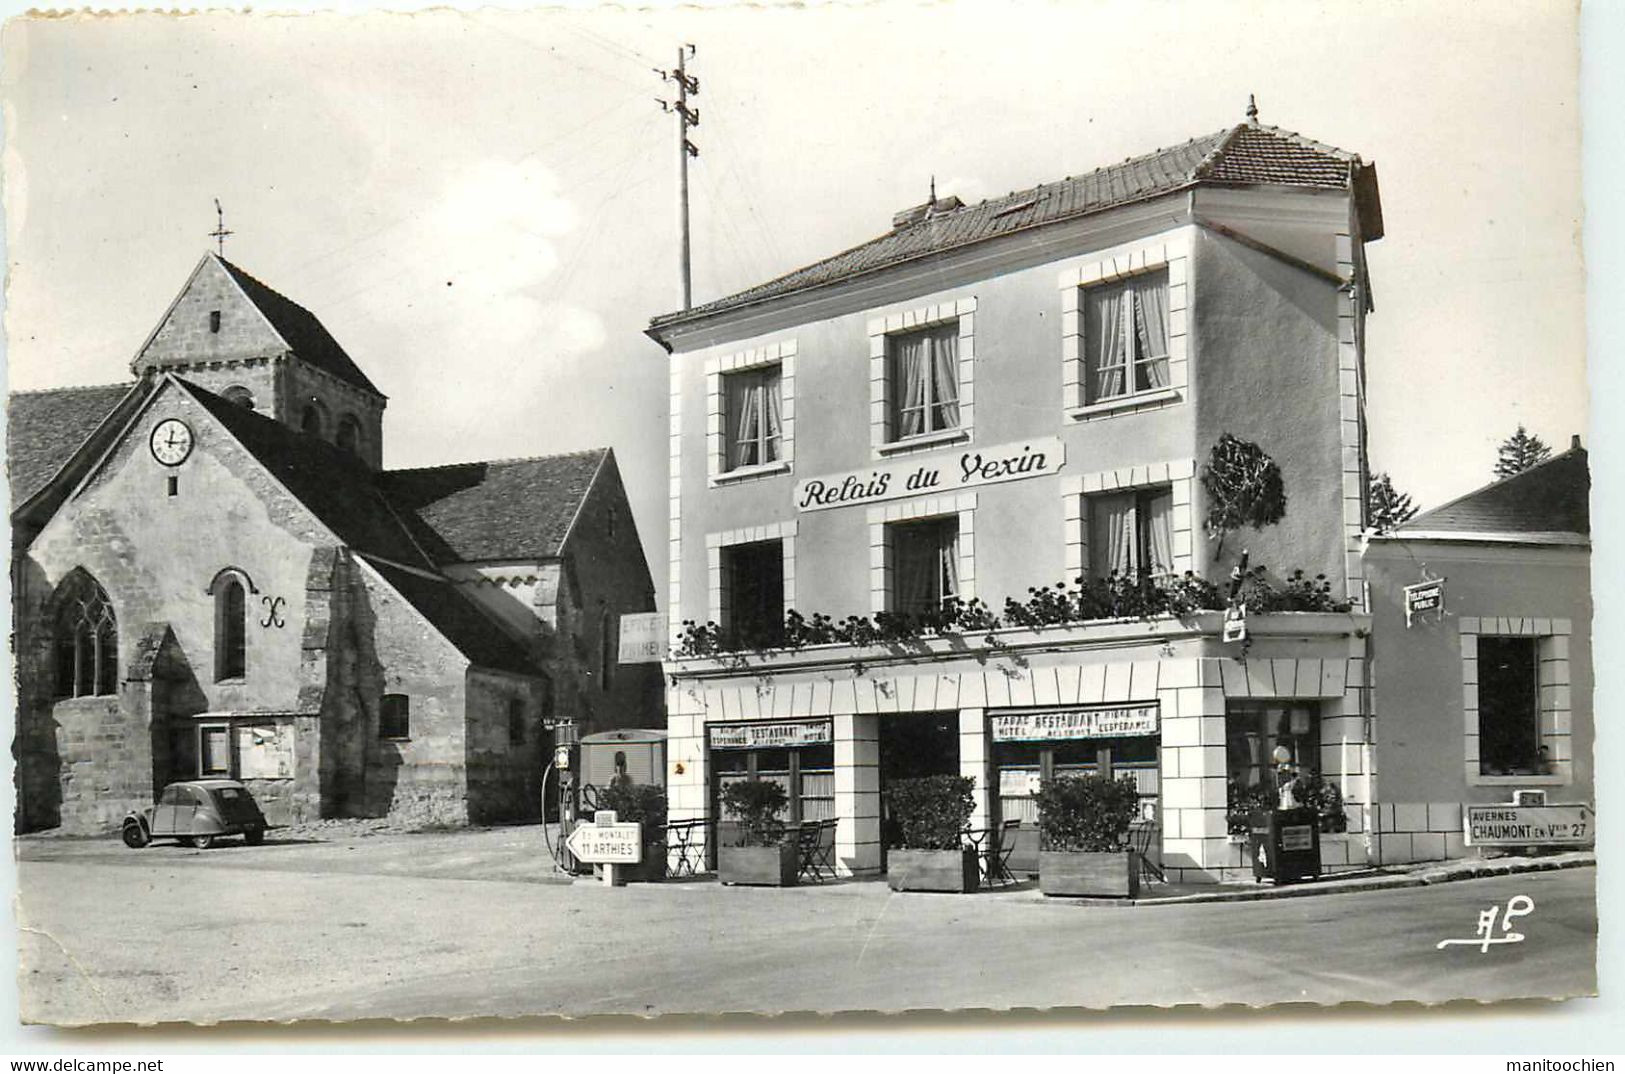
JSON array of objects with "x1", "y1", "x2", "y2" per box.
[{"x1": 794, "y1": 437, "x2": 1065, "y2": 512}]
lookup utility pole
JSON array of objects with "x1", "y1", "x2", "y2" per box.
[{"x1": 657, "y1": 45, "x2": 699, "y2": 310}]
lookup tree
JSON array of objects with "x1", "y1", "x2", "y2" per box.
[
  {"x1": 1201, "y1": 434, "x2": 1287, "y2": 554},
  {"x1": 1367, "y1": 471, "x2": 1418, "y2": 534},
  {"x1": 1494, "y1": 425, "x2": 1552, "y2": 480}
]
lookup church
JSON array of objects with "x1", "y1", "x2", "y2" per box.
[{"x1": 9, "y1": 252, "x2": 660, "y2": 833}]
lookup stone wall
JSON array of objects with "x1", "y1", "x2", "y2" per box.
[
  {"x1": 561, "y1": 452, "x2": 664, "y2": 735},
  {"x1": 464, "y1": 670, "x2": 547, "y2": 824}
]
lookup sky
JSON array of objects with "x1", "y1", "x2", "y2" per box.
[{"x1": 1, "y1": 1, "x2": 1588, "y2": 607}]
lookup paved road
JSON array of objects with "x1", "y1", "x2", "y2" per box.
[{"x1": 15, "y1": 830, "x2": 1597, "y2": 1025}]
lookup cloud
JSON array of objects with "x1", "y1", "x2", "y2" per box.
[{"x1": 417, "y1": 157, "x2": 580, "y2": 300}]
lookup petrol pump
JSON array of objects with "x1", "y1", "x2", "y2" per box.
[{"x1": 548, "y1": 718, "x2": 583, "y2": 873}]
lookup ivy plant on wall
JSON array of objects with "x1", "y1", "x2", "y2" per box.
[{"x1": 1201, "y1": 433, "x2": 1287, "y2": 554}]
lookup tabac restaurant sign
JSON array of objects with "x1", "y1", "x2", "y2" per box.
[
  {"x1": 990, "y1": 704, "x2": 1160, "y2": 743},
  {"x1": 708, "y1": 718, "x2": 834, "y2": 751},
  {"x1": 794, "y1": 437, "x2": 1065, "y2": 513}
]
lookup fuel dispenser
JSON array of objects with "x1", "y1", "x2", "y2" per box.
[
  {"x1": 1247, "y1": 744, "x2": 1322, "y2": 884},
  {"x1": 549, "y1": 719, "x2": 582, "y2": 873}
]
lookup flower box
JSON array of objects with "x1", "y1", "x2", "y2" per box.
[
  {"x1": 1039, "y1": 850, "x2": 1140, "y2": 898},
  {"x1": 887, "y1": 848, "x2": 980, "y2": 893},
  {"x1": 718, "y1": 842, "x2": 798, "y2": 887}
]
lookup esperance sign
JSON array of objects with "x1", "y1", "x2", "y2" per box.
[
  {"x1": 990, "y1": 704, "x2": 1160, "y2": 742},
  {"x1": 794, "y1": 437, "x2": 1064, "y2": 513},
  {"x1": 708, "y1": 719, "x2": 834, "y2": 750}
]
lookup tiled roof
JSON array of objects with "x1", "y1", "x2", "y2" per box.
[
  {"x1": 180, "y1": 380, "x2": 433, "y2": 568},
  {"x1": 216, "y1": 257, "x2": 383, "y2": 397},
  {"x1": 380, "y1": 450, "x2": 607, "y2": 563},
  {"x1": 359, "y1": 555, "x2": 537, "y2": 676},
  {"x1": 7, "y1": 382, "x2": 139, "y2": 506},
  {"x1": 650, "y1": 121, "x2": 1368, "y2": 331},
  {"x1": 1398, "y1": 447, "x2": 1590, "y2": 538}
]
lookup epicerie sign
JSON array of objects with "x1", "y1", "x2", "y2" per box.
[
  {"x1": 990, "y1": 705, "x2": 1160, "y2": 742},
  {"x1": 708, "y1": 719, "x2": 834, "y2": 751},
  {"x1": 794, "y1": 437, "x2": 1064, "y2": 513},
  {"x1": 617, "y1": 611, "x2": 667, "y2": 665}
]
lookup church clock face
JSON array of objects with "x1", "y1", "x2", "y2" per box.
[{"x1": 149, "y1": 418, "x2": 194, "y2": 467}]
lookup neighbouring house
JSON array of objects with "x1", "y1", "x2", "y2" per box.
[
  {"x1": 1363, "y1": 441, "x2": 1592, "y2": 863},
  {"x1": 648, "y1": 104, "x2": 1387, "y2": 882},
  {"x1": 10, "y1": 252, "x2": 660, "y2": 834}
]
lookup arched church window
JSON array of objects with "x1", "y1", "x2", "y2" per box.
[
  {"x1": 300, "y1": 401, "x2": 328, "y2": 438},
  {"x1": 223, "y1": 385, "x2": 255, "y2": 410},
  {"x1": 215, "y1": 577, "x2": 247, "y2": 681},
  {"x1": 52, "y1": 571, "x2": 118, "y2": 698},
  {"x1": 336, "y1": 414, "x2": 363, "y2": 455}
]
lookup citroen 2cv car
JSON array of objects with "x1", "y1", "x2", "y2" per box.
[{"x1": 122, "y1": 779, "x2": 269, "y2": 849}]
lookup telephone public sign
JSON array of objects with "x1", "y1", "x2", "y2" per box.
[
  {"x1": 1464, "y1": 803, "x2": 1593, "y2": 847},
  {"x1": 1404, "y1": 580, "x2": 1445, "y2": 627}
]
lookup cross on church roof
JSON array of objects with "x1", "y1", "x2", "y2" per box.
[{"x1": 210, "y1": 198, "x2": 234, "y2": 256}]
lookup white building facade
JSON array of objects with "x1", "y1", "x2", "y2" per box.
[{"x1": 649, "y1": 113, "x2": 1387, "y2": 882}]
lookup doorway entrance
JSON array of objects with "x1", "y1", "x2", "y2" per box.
[{"x1": 878, "y1": 711, "x2": 960, "y2": 868}]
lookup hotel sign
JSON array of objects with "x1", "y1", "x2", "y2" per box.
[
  {"x1": 990, "y1": 704, "x2": 1160, "y2": 743},
  {"x1": 1465, "y1": 803, "x2": 1593, "y2": 847},
  {"x1": 708, "y1": 718, "x2": 834, "y2": 751},
  {"x1": 794, "y1": 437, "x2": 1064, "y2": 513}
]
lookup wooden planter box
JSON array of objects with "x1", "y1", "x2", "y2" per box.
[
  {"x1": 1039, "y1": 850, "x2": 1140, "y2": 898},
  {"x1": 718, "y1": 842, "x2": 798, "y2": 886},
  {"x1": 887, "y1": 848, "x2": 980, "y2": 893},
  {"x1": 626, "y1": 844, "x2": 668, "y2": 883}
]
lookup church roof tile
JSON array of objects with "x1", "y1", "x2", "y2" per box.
[
  {"x1": 7, "y1": 381, "x2": 140, "y2": 506},
  {"x1": 380, "y1": 450, "x2": 608, "y2": 564}
]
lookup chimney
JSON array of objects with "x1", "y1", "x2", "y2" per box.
[
  {"x1": 1572, "y1": 434, "x2": 1583, "y2": 451},
  {"x1": 891, "y1": 193, "x2": 963, "y2": 230}
]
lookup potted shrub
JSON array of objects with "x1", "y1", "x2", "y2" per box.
[
  {"x1": 885, "y1": 775, "x2": 979, "y2": 893},
  {"x1": 593, "y1": 781, "x2": 668, "y2": 882},
  {"x1": 717, "y1": 779, "x2": 797, "y2": 886},
  {"x1": 1035, "y1": 773, "x2": 1141, "y2": 898},
  {"x1": 1289, "y1": 773, "x2": 1348, "y2": 834}
]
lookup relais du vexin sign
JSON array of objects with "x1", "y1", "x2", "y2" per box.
[{"x1": 794, "y1": 437, "x2": 1065, "y2": 512}]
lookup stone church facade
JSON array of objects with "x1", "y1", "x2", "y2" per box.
[{"x1": 10, "y1": 253, "x2": 660, "y2": 833}]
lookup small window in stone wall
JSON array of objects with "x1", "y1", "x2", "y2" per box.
[
  {"x1": 222, "y1": 385, "x2": 255, "y2": 410},
  {"x1": 336, "y1": 414, "x2": 363, "y2": 454},
  {"x1": 214, "y1": 577, "x2": 247, "y2": 681},
  {"x1": 508, "y1": 698, "x2": 526, "y2": 746},
  {"x1": 209, "y1": 310, "x2": 222, "y2": 334},
  {"x1": 380, "y1": 694, "x2": 411, "y2": 740}
]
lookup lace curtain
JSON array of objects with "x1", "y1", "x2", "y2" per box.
[
  {"x1": 892, "y1": 324, "x2": 960, "y2": 438},
  {"x1": 727, "y1": 367, "x2": 782, "y2": 469}
]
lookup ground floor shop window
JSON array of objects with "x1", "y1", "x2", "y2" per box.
[
  {"x1": 992, "y1": 735, "x2": 1159, "y2": 827},
  {"x1": 1477, "y1": 636, "x2": 1542, "y2": 776},
  {"x1": 708, "y1": 719, "x2": 835, "y2": 852},
  {"x1": 1225, "y1": 701, "x2": 1329, "y2": 832}
]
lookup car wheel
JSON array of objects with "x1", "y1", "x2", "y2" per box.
[
  {"x1": 191, "y1": 835, "x2": 216, "y2": 850},
  {"x1": 121, "y1": 822, "x2": 149, "y2": 849},
  {"x1": 244, "y1": 828, "x2": 264, "y2": 846}
]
